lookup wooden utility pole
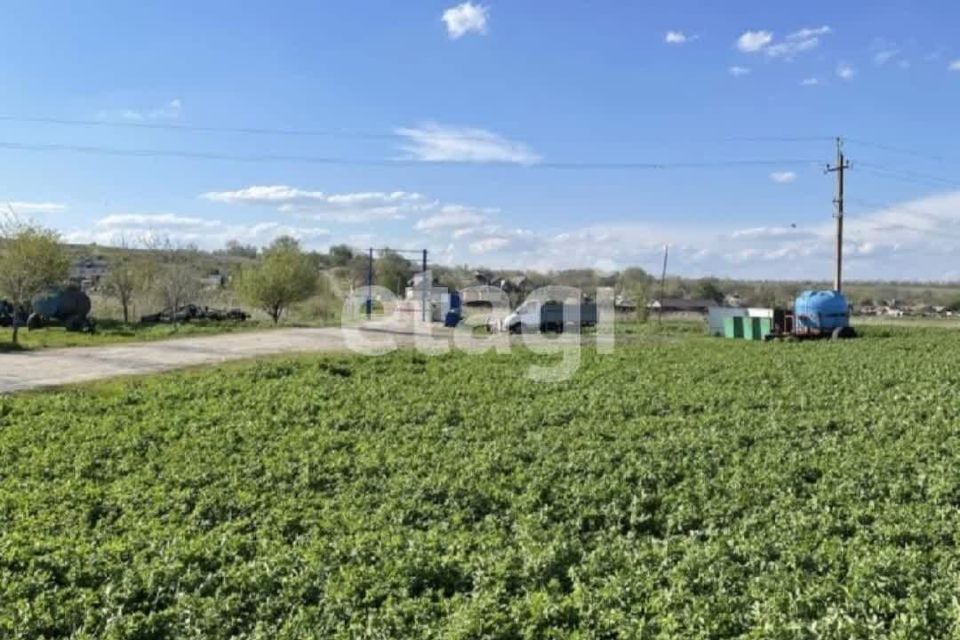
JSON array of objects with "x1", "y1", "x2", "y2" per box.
[
  {"x1": 826, "y1": 137, "x2": 851, "y2": 292},
  {"x1": 366, "y1": 247, "x2": 374, "y2": 320},
  {"x1": 421, "y1": 249, "x2": 428, "y2": 323},
  {"x1": 658, "y1": 244, "x2": 668, "y2": 325}
]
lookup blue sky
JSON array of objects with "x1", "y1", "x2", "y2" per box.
[{"x1": 2, "y1": 1, "x2": 959, "y2": 279}]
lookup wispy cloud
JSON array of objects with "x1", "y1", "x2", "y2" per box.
[
  {"x1": 737, "y1": 26, "x2": 830, "y2": 59},
  {"x1": 736, "y1": 30, "x2": 773, "y2": 53},
  {"x1": 950, "y1": 60, "x2": 960, "y2": 71},
  {"x1": 69, "y1": 213, "x2": 329, "y2": 249},
  {"x1": 461, "y1": 191, "x2": 960, "y2": 279},
  {"x1": 463, "y1": 226, "x2": 537, "y2": 255},
  {"x1": 415, "y1": 205, "x2": 492, "y2": 232},
  {"x1": 665, "y1": 31, "x2": 696, "y2": 45},
  {"x1": 769, "y1": 171, "x2": 797, "y2": 184},
  {"x1": 442, "y1": 2, "x2": 489, "y2": 39},
  {"x1": 395, "y1": 123, "x2": 541, "y2": 165},
  {"x1": 800, "y1": 77, "x2": 821, "y2": 86},
  {"x1": 194, "y1": 186, "x2": 960, "y2": 280},
  {"x1": 874, "y1": 49, "x2": 900, "y2": 65},
  {"x1": 728, "y1": 66, "x2": 751, "y2": 77},
  {"x1": 836, "y1": 63, "x2": 856, "y2": 80},
  {"x1": 788, "y1": 26, "x2": 831, "y2": 40},
  {"x1": 100, "y1": 99, "x2": 182, "y2": 122},
  {"x1": 97, "y1": 213, "x2": 221, "y2": 229},
  {"x1": 203, "y1": 186, "x2": 428, "y2": 223},
  {"x1": 6, "y1": 201, "x2": 66, "y2": 215}
]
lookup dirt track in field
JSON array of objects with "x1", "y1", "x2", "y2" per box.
[{"x1": 0, "y1": 325, "x2": 454, "y2": 393}]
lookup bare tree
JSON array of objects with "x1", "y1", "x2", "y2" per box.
[
  {"x1": 102, "y1": 238, "x2": 145, "y2": 324},
  {"x1": 0, "y1": 215, "x2": 70, "y2": 343},
  {"x1": 142, "y1": 235, "x2": 201, "y2": 327},
  {"x1": 153, "y1": 262, "x2": 200, "y2": 325}
]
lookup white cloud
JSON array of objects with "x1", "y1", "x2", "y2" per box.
[
  {"x1": 67, "y1": 189, "x2": 960, "y2": 280},
  {"x1": 874, "y1": 49, "x2": 900, "y2": 65},
  {"x1": 6, "y1": 201, "x2": 66, "y2": 215},
  {"x1": 97, "y1": 213, "x2": 221, "y2": 229},
  {"x1": 395, "y1": 123, "x2": 541, "y2": 165},
  {"x1": 203, "y1": 186, "x2": 428, "y2": 223},
  {"x1": 102, "y1": 99, "x2": 182, "y2": 122},
  {"x1": 728, "y1": 66, "x2": 751, "y2": 77},
  {"x1": 665, "y1": 31, "x2": 692, "y2": 44},
  {"x1": 788, "y1": 26, "x2": 831, "y2": 40},
  {"x1": 950, "y1": 60, "x2": 960, "y2": 71},
  {"x1": 465, "y1": 226, "x2": 537, "y2": 255},
  {"x1": 415, "y1": 205, "x2": 490, "y2": 232},
  {"x1": 469, "y1": 236, "x2": 512, "y2": 254},
  {"x1": 442, "y1": 2, "x2": 488, "y2": 39},
  {"x1": 800, "y1": 77, "x2": 820, "y2": 86},
  {"x1": 736, "y1": 30, "x2": 773, "y2": 53},
  {"x1": 836, "y1": 63, "x2": 856, "y2": 80},
  {"x1": 68, "y1": 213, "x2": 329, "y2": 250},
  {"x1": 731, "y1": 226, "x2": 812, "y2": 240},
  {"x1": 737, "y1": 26, "x2": 829, "y2": 59},
  {"x1": 764, "y1": 37, "x2": 820, "y2": 59},
  {"x1": 769, "y1": 171, "x2": 797, "y2": 184}
]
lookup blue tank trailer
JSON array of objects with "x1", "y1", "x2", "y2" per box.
[
  {"x1": 26, "y1": 286, "x2": 95, "y2": 332},
  {"x1": 768, "y1": 290, "x2": 856, "y2": 340}
]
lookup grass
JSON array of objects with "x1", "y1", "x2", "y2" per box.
[{"x1": 3, "y1": 325, "x2": 960, "y2": 637}]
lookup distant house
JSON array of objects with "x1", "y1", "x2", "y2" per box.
[
  {"x1": 69, "y1": 256, "x2": 110, "y2": 290},
  {"x1": 494, "y1": 275, "x2": 528, "y2": 294},
  {"x1": 472, "y1": 270, "x2": 494, "y2": 286},
  {"x1": 201, "y1": 270, "x2": 228, "y2": 289},
  {"x1": 614, "y1": 295, "x2": 637, "y2": 313},
  {"x1": 647, "y1": 298, "x2": 715, "y2": 314},
  {"x1": 461, "y1": 273, "x2": 529, "y2": 308},
  {"x1": 723, "y1": 293, "x2": 745, "y2": 308}
]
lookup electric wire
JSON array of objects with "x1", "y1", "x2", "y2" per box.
[{"x1": 0, "y1": 140, "x2": 821, "y2": 170}]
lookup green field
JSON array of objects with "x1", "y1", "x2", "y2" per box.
[{"x1": 2, "y1": 326, "x2": 960, "y2": 638}]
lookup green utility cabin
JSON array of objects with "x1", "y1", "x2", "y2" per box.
[{"x1": 723, "y1": 316, "x2": 772, "y2": 341}]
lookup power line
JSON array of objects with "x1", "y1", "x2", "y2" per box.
[
  {"x1": 0, "y1": 115, "x2": 399, "y2": 140},
  {"x1": 0, "y1": 115, "x2": 844, "y2": 147},
  {"x1": 727, "y1": 135, "x2": 836, "y2": 143},
  {"x1": 0, "y1": 139, "x2": 821, "y2": 170},
  {"x1": 846, "y1": 137, "x2": 960, "y2": 166},
  {"x1": 857, "y1": 163, "x2": 960, "y2": 190}
]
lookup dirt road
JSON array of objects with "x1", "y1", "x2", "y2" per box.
[{"x1": 0, "y1": 326, "x2": 450, "y2": 393}]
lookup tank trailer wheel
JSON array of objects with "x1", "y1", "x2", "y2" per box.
[
  {"x1": 26, "y1": 313, "x2": 42, "y2": 331},
  {"x1": 831, "y1": 326, "x2": 856, "y2": 341}
]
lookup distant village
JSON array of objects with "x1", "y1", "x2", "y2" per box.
[{"x1": 68, "y1": 253, "x2": 960, "y2": 320}]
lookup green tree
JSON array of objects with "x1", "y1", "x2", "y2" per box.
[
  {"x1": 694, "y1": 278, "x2": 725, "y2": 304},
  {"x1": 0, "y1": 218, "x2": 70, "y2": 343},
  {"x1": 221, "y1": 239, "x2": 258, "y2": 259},
  {"x1": 376, "y1": 249, "x2": 414, "y2": 296},
  {"x1": 237, "y1": 236, "x2": 317, "y2": 324},
  {"x1": 328, "y1": 244, "x2": 356, "y2": 267}
]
